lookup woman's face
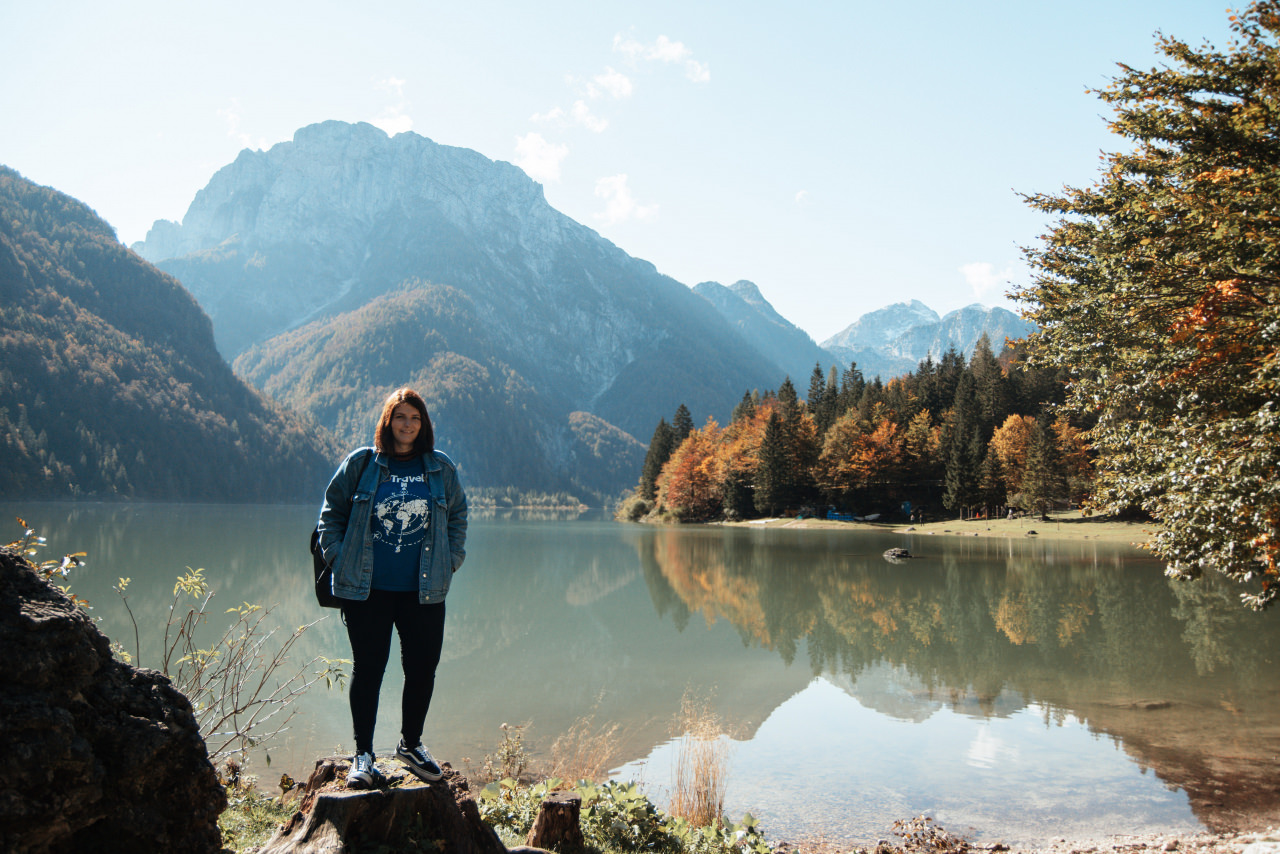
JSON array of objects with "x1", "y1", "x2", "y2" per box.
[{"x1": 390, "y1": 403, "x2": 422, "y2": 453}]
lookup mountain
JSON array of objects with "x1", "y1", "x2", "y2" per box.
[
  {"x1": 821, "y1": 301, "x2": 1035, "y2": 380},
  {"x1": 0, "y1": 167, "x2": 340, "y2": 500},
  {"x1": 134, "y1": 121, "x2": 783, "y2": 498},
  {"x1": 692, "y1": 280, "x2": 834, "y2": 384}
]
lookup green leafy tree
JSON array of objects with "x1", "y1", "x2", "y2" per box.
[{"x1": 1017, "y1": 2, "x2": 1280, "y2": 608}]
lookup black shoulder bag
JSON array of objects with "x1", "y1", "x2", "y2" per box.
[{"x1": 311, "y1": 450, "x2": 373, "y2": 609}]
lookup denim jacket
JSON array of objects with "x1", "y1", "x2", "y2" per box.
[{"x1": 317, "y1": 447, "x2": 468, "y2": 604}]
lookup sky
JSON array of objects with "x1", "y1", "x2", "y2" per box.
[{"x1": 1, "y1": 0, "x2": 1236, "y2": 344}]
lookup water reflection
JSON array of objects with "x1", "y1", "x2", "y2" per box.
[
  {"x1": 634, "y1": 526, "x2": 1280, "y2": 838},
  {"x1": 7, "y1": 505, "x2": 1278, "y2": 844}
]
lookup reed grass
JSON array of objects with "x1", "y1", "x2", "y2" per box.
[
  {"x1": 547, "y1": 712, "x2": 622, "y2": 784},
  {"x1": 667, "y1": 690, "x2": 730, "y2": 827}
]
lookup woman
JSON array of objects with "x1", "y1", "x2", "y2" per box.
[{"x1": 317, "y1": 387, "x2": 468, "y2": 788}]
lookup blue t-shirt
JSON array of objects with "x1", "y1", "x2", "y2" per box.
[{"x1": 369, "y1": 456, "x2": 431, "y2": 591}]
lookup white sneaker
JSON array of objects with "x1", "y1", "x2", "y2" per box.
[{"x1": 347, "y1": 751, "x2": 380, "y2": 789}]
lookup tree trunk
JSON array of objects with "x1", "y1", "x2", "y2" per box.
[{"x1": 525, "y1": 791, "x2": 584, "y2": 854}]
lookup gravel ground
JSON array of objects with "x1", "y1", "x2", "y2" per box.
[{"x1": 775, "y1": 828, "x2": 1280, "y2": 854}]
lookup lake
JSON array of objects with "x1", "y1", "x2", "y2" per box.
[{"x1": 7, "y1": 503, "x2": 1279, "y2": 846}]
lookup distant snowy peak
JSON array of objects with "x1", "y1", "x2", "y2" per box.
[
  {"x1": 821, "y1": 300, "x2": 940, "y2": 351},
  {"x1": 819, "y1": 300, "x2": 1035, "y2": 380}
]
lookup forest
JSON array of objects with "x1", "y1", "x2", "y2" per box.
[{"x1": 624, "y1": 336, "x2": 1087, "y2": 525}]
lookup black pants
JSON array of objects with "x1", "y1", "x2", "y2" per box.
[{"x1": 342, "y1": 590, "x2": 446, "y2": 755}]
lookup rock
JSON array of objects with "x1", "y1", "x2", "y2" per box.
[
  {"x1": 883, "y1": 547, "x2": 913, "y2": 563},
  {"x1": 260, "y1": 756, "x2": 504, "y2": 854},
  {"x1": 0, "y1": 547, "x2": 225, "y2": 854}
]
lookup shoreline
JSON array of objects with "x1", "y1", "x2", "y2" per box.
[
  {"x1": 779, "y1": 828, "x2": 1280, "y2": 854},
  {"x1": 722, "y1": 511, "x2": 1155, "y2": 546}
]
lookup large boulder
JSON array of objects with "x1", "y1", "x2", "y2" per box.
[{"x1": 0, "y1": 547, "x2": 226, "y2": 853}]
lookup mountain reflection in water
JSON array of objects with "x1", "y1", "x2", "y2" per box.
[{"x1": 12, "y1": 505, "x2": 1278, "y2": 845}]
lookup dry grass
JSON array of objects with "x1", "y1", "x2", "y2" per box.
[
  {"x1": 668, "y1": 690, "x2": 731, "y2": 827},
  {"x1": 546, "y1": 712, "x2": 622, "y2": 784}
]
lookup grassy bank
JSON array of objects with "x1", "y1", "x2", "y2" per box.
[{"x1": 724, "y1": 510, "x2": 1154, "y2": 546}]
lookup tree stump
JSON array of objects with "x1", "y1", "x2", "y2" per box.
[
  {"x1": 525, "y1": 791, "x2": 584, "y2": 854},
  {"x1": 259, "y1": 756, "x2": 504, "y2": 854}
]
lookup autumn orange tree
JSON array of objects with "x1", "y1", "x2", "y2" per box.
[
  {"x1": 1018, "y1": 2, "x2": 1280, "y2": 608},
  {"x1": 655, "y1": 418, "x2": 725, "y2": 522}
]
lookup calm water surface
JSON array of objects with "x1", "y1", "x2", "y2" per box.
[{"x1": 9, "y1": 503, "x2": 1279, "y2": 845}]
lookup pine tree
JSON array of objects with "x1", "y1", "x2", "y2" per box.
[
  {"x1": 731, "y1": 391, "x2": 756, "y2": 424},
  {"x1": 838, "y1": 363, "x2": 865, "y2": 414},
  {"x1": 671, "y1": 404, "x2": 694, "y2": 444},
  {"x1": 970, "y1": 333, "x2": 1011, "y2": 439},
  {"x1": 806, "y1": 363, "x2": 826, "y2": 410},
  {"x1": 977, "y1": 446, "x2": 1008, "y2": 515},
  {"x1": 639, "y1": 418, "x2": 675, "y2": 501},
  {"x1": 943, "y1": 427, "x2": 982, "y2": 516},
  {"x1": 1021, "y1": 415, "x2": 1069, "y2": 518},
  {"x1": 754, "y1": 411, "x2": 788, "y2": 516}
]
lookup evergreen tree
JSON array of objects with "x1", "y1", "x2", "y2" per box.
[
  {"x1": 970, "y1": 333, "x2": 1011, "y2": 439},
  {"x1": 639, "y1": 418, "x2": 675, "y2": 501},
  {"x1": 731, "y1": 390, "x2": 756, "y2": 424},
  {"x1": 838, "y1": 362, "x2": 865, "y2": 414},
  {"x1": 1021, "y1": 415, "x2": 1069, "y2": 518},
  {"x1": 671, "y1": 404, "x2": 694, "y2": 444},
  {"x1": 776, "y1": 377, "x2": 799, "y2": 420},
  {"x1": 810, "y1": 365, "x2": 840, "y2": 435},
  {"x1": 806, "y1": 363, "x2": 826, "y2": 410},
  {"x1": 754, "y1": 411, "x2": 788, "y2": 516},
  {"x1": 977, "y1": 446, "x2": 1008, "y2": 515},
  {"x1": 936, "y1": 347, "x2": 967, "y2": 418},
  {"x1": 942, "y1": 373, "x2": 982, "y2": 515},
  {"x1": 943, "y1": 428, "x2": 983, "y2": 516}
]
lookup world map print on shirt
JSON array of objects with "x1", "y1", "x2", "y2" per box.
[{"x1": 372, "y1": 470, "x2": 430, "y2": 554}]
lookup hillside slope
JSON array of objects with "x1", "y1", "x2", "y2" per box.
[{"x1": 0, "y1": 167, "x2": 339, "y2": 500}]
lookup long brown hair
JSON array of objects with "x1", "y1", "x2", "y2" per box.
[{"x1": 374, "y1": 387, "x2": 435, "y2": 456}]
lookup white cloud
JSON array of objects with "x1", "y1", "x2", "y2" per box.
[
  {"x1": 960, "y1": 261, "x2": 1020, "y2": 302},
  {"x1": 217, "y1": 98, "x2": 267, "y2": 150},
  {"x1": 684, "y1": 59, "x2": 711, "y2": 83},
  {"x1": 372, "y1": 111, "x2": 413, "y2": 135},
  {"x1": 613, "y1": 33, "x2": 709, "y2": 82},
  {"x1": 378, "y1": 76, "x2": 407, "y2": 98},
  {"x1": 572, "y1": 100, "x2": 608, "y2": 133},
  {"x1": 594, "y1": 174, "x2": 658, "y2": 224},
  {"x1": 589, "y1": 67, "x2": 633, "y2": 99},
  {"x1": 371, "y1": 77, "x2": 413, "y2": 136},
  {"x1": 612, "y1": 34, "x2": 646, "y2": 61},
  {"x1": 531, "y1": 106, "x2": 566, "y2": 124},
  {"x1": 795, "y1": 190, "x2": 809, "y2": 204},
  {"x1": 648, "y1": 35, "x2": 692, "y2": 62},
  {"x1": 514, "y1": 133, "x2": 569, "y2": 183}
]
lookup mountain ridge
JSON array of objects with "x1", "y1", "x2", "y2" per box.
[{"x1": 136, "y1": 121, "x2": 783, "y2": 498}]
